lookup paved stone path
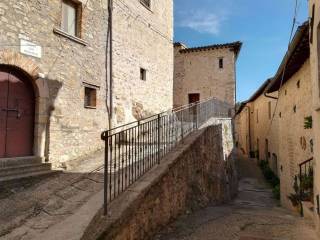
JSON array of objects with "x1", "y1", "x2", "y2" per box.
[
  {"x1": 154, "y1": 155, "x2": 318, "y2": 240},
  {"x1": 0, "y1": 151, "x2": 105, "y2": 240}
]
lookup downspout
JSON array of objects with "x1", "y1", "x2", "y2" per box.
[
  {"x1": 108, "y1": 0, "x2": 113, "y2": 129},
  {"x1": 243, "y1": 105, "x2": 252, "y2": 154},
  {"x1": 264, "y1": 92, "x2": 278, "y2": 100}
]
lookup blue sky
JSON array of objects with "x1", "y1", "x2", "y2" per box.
[{"x1": 173, "y1": 0, "x2": 309, "y2": 102}]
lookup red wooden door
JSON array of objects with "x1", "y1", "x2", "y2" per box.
[{"x1": 0, "y1": 70, "x2": 34, "y2": 158}]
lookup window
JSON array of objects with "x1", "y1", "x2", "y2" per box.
[
  {"x1": 268, "y1": 101, "x2": 271, "y2": 119},
  {"x1": 188, "y1": 93, "x2": 200, "y2": 104},
  {"x1": 256, "y1": 109, "x2": 259, "y2": 123},
  {"x1": 61, "y1": 0, "x2": 81, "y2": 37},
  {"x1": 297, "y1": 80, "x2": 300, "y2": 88},
  {"x1": 140, "y1": 68, "x2": 147, "y2": 81},
  {"x1": 219, "y1": 58, "x2": 224, "y2": 69},
  {"x1": 84, "y1": 87, "x2": 97, "y2": 108},
  {"x1": 140, "y1": 0, "x2": 151, "y2": 9}
]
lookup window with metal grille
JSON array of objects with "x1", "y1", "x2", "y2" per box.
[
  {"x1": 140, "y1": 0, "x2": 151, "y2": 9},
  {"x1": 61, "y1": 0, "x2": 81, "y2": 37},
  {"x1": 84, "y1": 87, "x2": 97, "y2": 108}
]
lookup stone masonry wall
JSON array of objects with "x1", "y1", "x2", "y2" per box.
[
  {"x1": 173, "y1": 46, "x2": 236, "y2": 107},
  {"x1": 0, "y1": 0, "x2": 173, "y2": 167},
  {"x1": 112, "y1": 0, "x2": 173, "y2": 125},
  {"x1": 81, "y1": 125, "x2": 237, "y2": 240},
  {"x1": 0, "y1": 0, "x2": 109, "y2": 166},
  {"x1": 277, "y1": 60, "x2": 313, "y2": 210},
  {"x1": 309, "y1": 0, "x2": 320, "y2": 235}
]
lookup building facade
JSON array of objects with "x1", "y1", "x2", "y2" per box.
[
  {"x1": 235, "y1": 80, "x2": 279, "y2": 174},
  {"x1": 173, "y1": 42, "x2": 241, "y2": 108},
  {"x1": 112, "y1": 0, "x2": 173, "y2": 125},
  {"x1": 0, "y1": 0, "x2": 173, "y2": 171},
  {"x1": 266, "y1": 22, "x2": 313, "y2": 210},
  {"x1": 236, "y1": 22, "x2": 315, "y2": 212},
  {"x1": 309, "y1": 0, "x2": 320, "y2": 235}
]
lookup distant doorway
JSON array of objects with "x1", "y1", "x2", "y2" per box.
[{"x1": 188, "y1": 93, "x2": 200, "y2": 104}]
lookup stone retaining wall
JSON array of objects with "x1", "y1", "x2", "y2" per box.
[{"x1": 81, "y1": 125, "x2": 237, "y2": 240}]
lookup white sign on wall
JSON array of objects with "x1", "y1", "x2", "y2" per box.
[{"x1": 20, "y1": 39, "x2": 42, "y2": 58}]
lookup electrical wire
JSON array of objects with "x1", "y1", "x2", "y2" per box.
[{"x1": 265, "y1": 0, "x2": 299, "y2": 137}]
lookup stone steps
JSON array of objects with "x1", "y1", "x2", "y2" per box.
[{"x1": 0, "y1": 156, "x2": 60, "y2": 183}]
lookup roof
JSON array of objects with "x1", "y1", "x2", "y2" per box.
[
  {"x1": 175, "y1": 41, "x2": 242, "y2": 59},
  {"x1": 267, "y1": 21, "x2": 310, "y2": 93},
  {"x1": 235, "y1": 78, "x2": 272, "y2": 115},
  {"x1": 248, "y1": 79, "x2": 272, "y2": 102},
  {"x1": 236, "y1": 101, "x2": 249, "y2": 115}
]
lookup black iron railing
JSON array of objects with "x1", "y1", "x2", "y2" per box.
[
  {"x1": 298, "y1": 157, "x2": 314, "y2": 216},
  {"x1": 101, "y1": 98, "x2": 232, "y2": 214}
]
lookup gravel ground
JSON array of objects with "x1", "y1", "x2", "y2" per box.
[{"x1": 154, "y1": 155, "x2": 318, "y2": 240}]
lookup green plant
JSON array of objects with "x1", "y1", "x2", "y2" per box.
[
  {"x1": 259, "y1": 160, "x2": 280, "y2": 199},
  {"x1": 273, "y1": 184, "x2": 280, "y2": 200},
  {"x1": 304, "y1": 116, "x2": 313, "y2": 129},
  {"x1": 288, "y1": 175, "x2": 301, "y2": 207}
]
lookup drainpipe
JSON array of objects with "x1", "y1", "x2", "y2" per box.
[
  {"x1": 107, "y1": 0, "x2": 113, "y2": 130},
  {"x1": 264, "y1": 92, "x2": 278, "y2": 100},
  {"x1": 243, "y1": 105, "x2": 252, "y2": 154}
]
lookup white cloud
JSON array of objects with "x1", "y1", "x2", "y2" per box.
[{"x1": 177, "y1": 10, "x2": 227, "y2": 35}]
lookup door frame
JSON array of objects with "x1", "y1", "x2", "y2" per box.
[{"x1": 0, "y1": 51, "x2": 49, "y2": 161}]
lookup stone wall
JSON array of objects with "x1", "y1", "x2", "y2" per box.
[
  {"x1": 112, "y1": 0, "x2": 173, "y2": 125},
  {"x1": 250, "y1": 92, "x2": 279, "y2": 172},
  {"x1": 277, "y1": 60, "x2": 313, "y2": 210},
  {"x1": 0, "y1": 0, "x2": 173, "y2": 167},
  {"x1": 0, "y1": 0, "x2": 109, "y2": 166},
  {"x1": 81, "y1": 125, "x2": 237, "y2": 240},
  {"x1": 309, "y1": 0, "x2": 320, "y2": 235},
  {"x1": 173, "y1": 45, "x2": 237, "y2": 107}
]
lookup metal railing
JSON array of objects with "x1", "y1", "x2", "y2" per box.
[
  {"x1": 101, "y1": 98, "x2": 233, "y2": 214},
  {"x1": 298, "y1": 157, "x2": 314, "y2": 216}
]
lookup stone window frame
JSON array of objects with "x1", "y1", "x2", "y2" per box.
[
  {"x1": 83, "y1": 82, "x2": 100, "y2": 109},
  {"x1": 53, "y1": 0, "x2": 88, "y2": 46}
]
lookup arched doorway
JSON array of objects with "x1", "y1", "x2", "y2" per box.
[{"x1": 0, "y1": 67, "x2": 35, "y2": 158}]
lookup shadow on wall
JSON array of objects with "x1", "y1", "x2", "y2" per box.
[{"x1": 44, "y1": 79, "x2": 63, "y2": 162}]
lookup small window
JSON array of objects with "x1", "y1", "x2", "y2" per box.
[
  {"x1": 61, "y1": 0, "x2": 81, "y2": 37},
  {"x1": 297, "y1": 80, "x2": 300, "y2": 88},
  {"x1": 140, "y1": 0, "x2": 151, "y2": 9},
  {"x1": 256, "y1": 109, "x2": 259, "y2": 123},
  {"x1": 140, "y1": 68, "x2": 147, "y2": 81},
  {"x1": 84, "y1": 87, "x2": 97, "y2": 108},
  {"x1": 219, "y1": 58, "x2": 224, "y2": 69}
]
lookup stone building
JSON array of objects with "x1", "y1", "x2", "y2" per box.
[
  {"x1": 112, "y1": 0, "x2": 173, "y2": 125},
  {"x1": 309, "y1": 0, "x2": 320, "y2": 235},
  {"x1": 173, "y1": 42, "x2": 242, "y2": 108},
  {"x1": 235, "y1": 79, "x2": 278, "y2": 174},
  {"x1": 266, "y1": 22, "x2": 313, "y2": 210},
  {"x1": 236, "y1": 22, "x2": 314, "y2": 211},
  {"x1": 0, "y1": 0, "x2": 173, "y2": 177}
]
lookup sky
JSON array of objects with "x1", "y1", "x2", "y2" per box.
[{"x1": 173, "y1": 0, "x2": 309, "y2": 102}]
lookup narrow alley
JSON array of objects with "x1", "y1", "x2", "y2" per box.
[{"x1": 154, "y1": 154, "x2": 318, "y2": 240}]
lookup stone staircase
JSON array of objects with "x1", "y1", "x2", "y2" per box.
[{"x1": 0, "y1": 156, "x2": 60, "y2": 182}]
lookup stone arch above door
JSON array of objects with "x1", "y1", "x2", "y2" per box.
[{"x1": 0, "y1": 50, "x2": 49, "y2": 160}]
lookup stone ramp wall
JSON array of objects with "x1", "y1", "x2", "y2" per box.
[{"x1": 81, "y1": 125, "x2": 237, "y2": 240}]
